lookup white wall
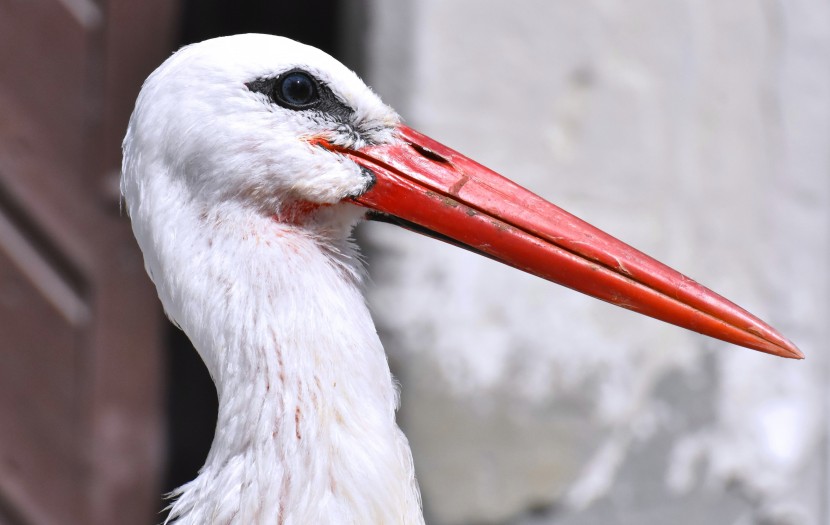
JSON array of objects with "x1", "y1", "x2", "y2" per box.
[{"x1": 363, "y1": 1, "x2": 830, "y2": 524}]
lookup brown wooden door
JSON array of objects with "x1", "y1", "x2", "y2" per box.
[{"x1": 0, "y1": 1, "x2": 178, "y2": 523}]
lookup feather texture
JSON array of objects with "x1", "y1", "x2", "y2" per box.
[{"x1": 122, "y1": 34, "x2": 422, "y2": 525}]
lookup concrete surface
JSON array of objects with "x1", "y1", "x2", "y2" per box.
[{"x1": 360, "y1": 1, "x2": 830, "y2": 524}]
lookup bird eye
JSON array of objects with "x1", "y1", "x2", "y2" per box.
[{"x1": 275, "y1": 71, "x2": 319, "y2": 109}]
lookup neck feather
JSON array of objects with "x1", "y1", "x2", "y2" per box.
[{"x1": 137, "y1": 202, "x2": 422, "y2": 524}]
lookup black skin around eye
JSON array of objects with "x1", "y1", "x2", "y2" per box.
[{"x1": 246, "y1": 69, "x2": 354, "y2": 124}]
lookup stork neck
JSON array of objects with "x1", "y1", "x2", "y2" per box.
[{"x1": 157, "y1": 208, "x2": 423, "y2": 525}]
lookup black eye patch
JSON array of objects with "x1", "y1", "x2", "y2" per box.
[{"x1": 246, "y1": 68, "x2": 354, "y2": 124}]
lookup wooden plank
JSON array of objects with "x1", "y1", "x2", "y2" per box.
[
  {"x1": 0, "y1": 0, "x2": 96, "y2": 177},
  {"x1": 0, "y1": 221, "x2": 84, "y2": 524},
  {"x1": 0, "y1": 0, "x2": 178, "y2": 521}
]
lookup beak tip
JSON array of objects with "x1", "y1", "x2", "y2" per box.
[
  {"x1": 766, "y1": 337, "x2": 804, "y2": 360},
  {"x1": 784, "y1": 343, "x2": 805, "y2": 360}
]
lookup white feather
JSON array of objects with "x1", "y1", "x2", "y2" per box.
[{"x1": 122, "y1": 34, "x2": 422, "y2": 525}]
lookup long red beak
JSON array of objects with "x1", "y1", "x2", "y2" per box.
[{"x1": 319, "y1": 125, "x2": 802, "y2": 359}]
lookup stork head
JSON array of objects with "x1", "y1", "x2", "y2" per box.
[
  {"x1": 122, "y1": 34, "x2": 396, "y2": 218},
  {"x1": 122, "y1": 34, "x2": 802, "y2": 360}
]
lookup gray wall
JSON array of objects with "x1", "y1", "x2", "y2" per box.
[{"x1": 362, "y1": 1, "x2": 830, "y2": 524}]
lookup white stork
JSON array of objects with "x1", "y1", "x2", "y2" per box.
[{"x1": 121, "y1": 34, "x2": 801, "y2": 525}]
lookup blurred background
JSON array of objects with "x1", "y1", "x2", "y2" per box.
[{"x1": 0, "y1": 0, "x2": 827, "y2": 524}]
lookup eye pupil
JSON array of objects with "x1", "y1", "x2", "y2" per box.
[{"x1": 278, "y1": 72, "x2": 317, "y2": 107}]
